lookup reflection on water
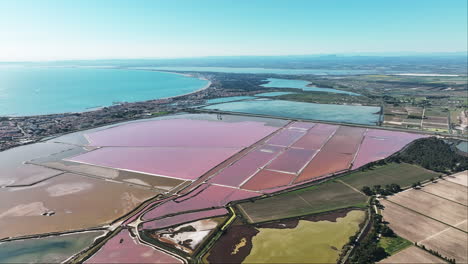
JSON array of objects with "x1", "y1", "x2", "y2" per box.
[
  {"x1": 203, "y1": 99, "x2": 381, "y2": 125},
  {"x1": 0, "y1": 231, "x2": 106, "y2": 263}
]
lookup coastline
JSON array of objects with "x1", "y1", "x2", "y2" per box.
[{"x1": 1, "y1": 67, "x2": 212, "y2": 118}]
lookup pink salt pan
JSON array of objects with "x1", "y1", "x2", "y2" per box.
[
  {"x1": 267, "y1": 128, "x2": 306, "y2": 147},
  {"x1": 85, "y1": 229, "x2": 183, "y2": 263},
  {"x1": 241, "y1": 170, "x2": 295, "y2": 191},
  {"x1": 68, "y1": 147, "x2": 242, "y2": 180},
  {"x1": 292, "y1": 124, "x2": 339, "y2": 150},
  {"x1": 140, "y1": 208, "x2": 228, "y2": 230},
  {"x1": 210, "y1": 145, "x2": 283, "y2": 187},
  {"x1": 352, "y1": 129, "x2": 428, "y2": 169},
  {"x1": 141, "y1": 184, "x2": 259, "y2": 221},
  {"x1": 266, "y1": 148, "x2": 316, "y2": 174},
  {"x1": 288, "y1": 122, "x2": 316, "y2": 130},
  {"x1": 86, "y1": 119, "x2": 278, "y2": 148}
]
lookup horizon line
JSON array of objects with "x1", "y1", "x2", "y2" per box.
[{"x1": 1, "y1": 51, "x2": 467, "y2": 64}]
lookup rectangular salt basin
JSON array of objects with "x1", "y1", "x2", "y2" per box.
[
  {"x1": 292, "y1": 124, "x2": 339, "y2": 150},
  {"x1": 289, "y1": 121, "x2": 316, "y2": 130},
  {"x1": 352, "y1": 129, "x2": 427, "y2": 169},
  {"x1": 293, "y1": 126, "x2": 365, "y2": 182},
  {"x1": 141, "y1": 185, "x2": 259, "y2": 221},
  {"x1": 294, "y1": 152, "x2": 353, "y2": 183},
  {"x1": 202, "y1": 100, "x2": 381, "y2": 125},
  {"x1": 68, "y1": 147, "x2": 242, "y2": 181},
  {"x1": 85, "y1": 229, "x2": 183, "y2": 264},
  {"x1": 267, "y1": 128, "x2": 306, "y2": 146},
  {"x1": 241, "y1": 170, "x2": 295, "y2": 191},
  {"x1": 210, "y1": 145, "x2": 283, "y2": 187},
  {"x1": 140, "y1": 208, "x2": 228, "y2": 230},
  {"x1": 85, "y1": 119, "x2": 279, "y2": 148},
  {"x1": 266, "y1": 148, "x2": 316, "y2": 174},
  {"x1": 322, "y1": 126, "x2": 366, "y2": 154}
]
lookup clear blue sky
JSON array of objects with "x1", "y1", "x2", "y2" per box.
[{"x1": 1, "y1": 0, "x2": 466, "y2": 61}]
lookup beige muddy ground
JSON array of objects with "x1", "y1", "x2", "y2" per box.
[{"x1": 0, "y1": 173, "x2": 158, "y2": 239}]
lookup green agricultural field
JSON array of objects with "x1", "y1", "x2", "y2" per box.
[
  {"x1": 243, "y1": 210, "x2": 366, "y2": 263},
  {"x1": 237, "y1": 181, "x2": 367, "y2": 223},
  {"x1": 340, "y1": 163, "x2": 439, "y2": 190},
  {"x1": 378, "y1": 236, "x2": 412, "y2": 255},
  {"x1": 424, "y1": 107, "x2": 450, "y2": 117}
]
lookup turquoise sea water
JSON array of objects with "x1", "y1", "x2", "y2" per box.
[
  {"x1": 202, "y1": 99, "x2": 381, "y2": 125},
  {"x1": 0, "y1": 67, "x2": 208, "y2": 116},
  {"x1": 261, "y1": 78, "x2": 360, "y2": 95},
  {"x1": 142, "y1": 67, "x2": 379, "y2": 75}
]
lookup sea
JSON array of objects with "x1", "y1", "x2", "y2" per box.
[{"x1": 0, "y1": 67, "x2": 208, "y2": 116}]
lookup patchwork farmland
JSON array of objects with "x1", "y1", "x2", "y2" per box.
[{"x1": 380, "y1": 171, "x2": 468, "y2": 263}]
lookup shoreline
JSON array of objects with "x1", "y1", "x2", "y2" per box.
[{"x1": 1, "y1": 67, "x2": 212, "y2": 118}]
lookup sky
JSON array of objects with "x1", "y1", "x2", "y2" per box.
[{"x1": 0, "y1": 0, "x2": 467, "y2": 61}]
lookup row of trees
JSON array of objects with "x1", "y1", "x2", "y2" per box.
[
  {"x1": 349, "y1": 212, "x2": 396, "y2": 264},
  {"x1": 415, "y1": 242, "x2": 456, "y2": 264},
  {"x1": 361, "y1": 184, "x2": 402, "y2": 196}
]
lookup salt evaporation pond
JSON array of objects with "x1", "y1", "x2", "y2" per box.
[
  {"x1": 203, "y1": 99, "x2": 381, "y2": 125},
  {"x1": 0, "y1": 67, "x2": 208, "y2": 116},
  {"x1": 261, "y1": 78, "x2": 360, "y2": 95}
]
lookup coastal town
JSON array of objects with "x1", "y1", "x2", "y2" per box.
[{"x1": 0, "y1": 74, "x2": 271, "y2": 151}]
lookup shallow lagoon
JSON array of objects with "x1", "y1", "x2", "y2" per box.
[
  {"x1": 0, "y1": 67, "x2": 208, "y2": 116},
  {"x1": 0, "y1": 231, "x2": 105, "y2": 263},
  {"x1": 203, "y1": 99, "x2": 381, "y2": 125},
  {"x1": 255, "y1": 92, "x2": 296, "y2": 97},
  {"x1": 205, "y1": 96, "x2": 256, "y2": 104},
  {"x1": 261, "y1": 78, "x2": 360, "y2": 95},
  {"x1": 148, "y1": 66, "x2": 379, "y2": 75}
]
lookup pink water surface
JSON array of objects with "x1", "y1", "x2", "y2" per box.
[
  {"x1": 141, "y1": 184, "x2": 259, "y2": 221},
  {"x1": 140, "y1": 208, "x2": 228, "y2": 230},
  {"x1": 241, "y1": 170, "x2": 295, "y2": 191},
  {"x1": 266, "y1": 128, "x2": 306, "y2": 146},
  {"x1": 292, "y1": 124, "x2": 339, "y2": 150},
  {"x1": 68, "y1": 147, "x2": 241, "y2": 180},
  {"x1": 352, "y1": 129, "x2": 427, "y2": 169},
  {"x1": 209, "y1": 145, "x2": 283, "y2": 187},
  {"x1": 266, "y1": 148, "x2": 316, "y2": 173},
  {"x1": 289, "y1": 122, "x2": 316, "y2": 130},
  {"x1": 86, "y1": 119, "x2": 278, "y2": 148},
  {"x1": 85, "y1": 229, "x2": 183, "y2": 263}
]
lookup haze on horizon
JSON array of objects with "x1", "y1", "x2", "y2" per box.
[{"x1": 1, "y1": 0, "x2": 467, "y2": 62}]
